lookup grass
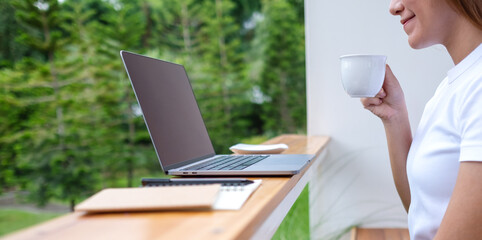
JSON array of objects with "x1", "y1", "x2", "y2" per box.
[
  {"x1": 272, "y1": 184, "x2": 310, "y2": 240},
  {"x1": 0, "y1": 209, "x2": 62, "y2": 237}
]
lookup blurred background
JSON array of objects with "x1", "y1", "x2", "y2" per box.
[{"x1": 0, "y1": 0, "x2": 307, "y2": 237}]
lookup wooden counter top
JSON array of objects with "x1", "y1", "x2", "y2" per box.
[{"x1": 3, "y1": 134, "x2": 329, "y2": 240}]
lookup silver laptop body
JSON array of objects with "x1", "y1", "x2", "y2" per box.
[{"x1": 120, "y1": 51, "x2": 313, "y2": 176}]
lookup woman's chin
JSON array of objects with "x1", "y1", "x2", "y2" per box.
[
  {"x1": 408, "y1": 41, "x2": 422, "y2": 49},
  {"x1": 408, "y1": 36, "x2": 436, "y2": 50}
]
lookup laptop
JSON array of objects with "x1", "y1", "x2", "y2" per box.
[{"x1": 120, "y1": 51, "x2": 314, "y2": 176}]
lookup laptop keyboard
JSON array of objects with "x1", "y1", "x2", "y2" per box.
[{"x1": 183, "y1": 155, "x2": 269, "y2": 171}]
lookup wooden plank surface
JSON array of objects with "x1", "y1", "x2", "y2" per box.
[{"x1": 2, "y1": 135, "x2": 329, "y2": 240}]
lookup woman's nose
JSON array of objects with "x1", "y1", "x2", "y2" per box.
[{"x1": 389, "y1": 0, "x2": 404, "y2": 16}]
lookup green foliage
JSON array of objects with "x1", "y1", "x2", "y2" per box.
[
  {"x1": 256, "y1": 0, "x2": 307, "y2": 134},
  {"x1": 0, "y1": 0, "x2": 306, "y2": 208},
  {"x1": 194, "y1": 0, "x2": 253, "y2": 152},
  {"x1": 0, "y1": 0, "x2": 27, "y2": 68},
  {"x1": 240, "y1": 135, "x2": 269, "y2": 145},
  {"x1": 273, "y1": 184, "x2": 310, "y2": 240},
  {"x1": 12, "y1": 0, "x2": 64, "y2": 55}
]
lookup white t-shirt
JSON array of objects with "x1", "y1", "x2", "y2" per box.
[{"x1": 407, "y1": 43, "x2": 482, "y2": 240}]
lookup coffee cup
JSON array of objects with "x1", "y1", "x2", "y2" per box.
[{"x1": 339, "y1": 54, "x2": 387, "y2": 98}]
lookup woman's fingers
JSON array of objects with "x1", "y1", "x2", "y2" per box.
[
  {"x1": 375, "y1": 88, "x2": 386, "y2": 98},
  {"x1": 359, "y1": 65, "x2": 406, "y2": 121},
  {"x1": 361, "y1": 87, "x2": 386, "y2": 108},
  {"x1": 361, "y1": 96, "x2": 382, "y2": 108}
]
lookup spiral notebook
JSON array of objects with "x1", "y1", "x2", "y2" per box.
[
  {"x1": 143, "y1": 179, "x2": 262, "y2": 210},
  {"x1": 213, "y1": 180, "x2": 261, "y2": 210}
]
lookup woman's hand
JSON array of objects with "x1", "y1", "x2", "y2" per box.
[
  {"x1": 361, "y1": 64, "x2": 407, "y2": 123},
  {"x1": 362, "y1": 64, "x2": 413, "y2": 211}
]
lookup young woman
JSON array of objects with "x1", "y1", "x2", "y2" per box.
[{"x1": 360, "y1": 0, "x2": 482, "y2": 239}]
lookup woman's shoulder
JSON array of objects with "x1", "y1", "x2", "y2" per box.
[
  {"x1": 459, "y1": 55, "x2": 482, "y2": 87},
  {"x1": 450, "y1": 56, "x2": 482, "y2": 110}
]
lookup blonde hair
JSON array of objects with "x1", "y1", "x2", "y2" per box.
[{"x1": 446, "y1": 0, "x2": 482, "y2": 30}]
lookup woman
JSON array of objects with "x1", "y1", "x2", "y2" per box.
[{"x1": 361, "y1": 0, "x2": 482, "y2": 239}]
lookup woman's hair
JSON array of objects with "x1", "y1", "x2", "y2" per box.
[{"x1": 446, "y1": 0, "x2": 482, "y2": 30}]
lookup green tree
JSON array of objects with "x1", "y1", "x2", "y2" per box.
[
  {"x1": 0, "y1": 0, "x2": 30, "y2": 68},
  {"x1": 0, "y1": 0, "x2": 25, "y2": 188},
  {"x1": 0, "y1": 64, "x2": 30, "y2": 194},
  {"x1": 231, "y1": 0, "x2": 262, "y2": 53},
  {"x1": 195, "y1": 0, "x2": 253, "y2": 153},
  {"x1": 145, "y1": 0, "x2": 204, "y2": 67},
  {"x1": 95, "y1": 0, "x2": 154, "y2": 187},
  {"x1": 256, "y1": 0, "x2": 306, "y2": 134},
  {"x1": 10, "y1": 0, "x2": 98, "y2": 210},
  {"x1": 0, "y1": 0, "x2": 307, "y2": 208}
]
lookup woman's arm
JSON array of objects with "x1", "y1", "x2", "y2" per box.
[
  {"x1": 361, "y1": 65, "x2": 412, "y2": 211},
  {"x1": 434, "y1": 161, "x2": 482, "y2": 239},
  {"x1": 382, "y1": 109, "x2": 412, "y2": 211}
]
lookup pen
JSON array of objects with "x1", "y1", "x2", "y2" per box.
[{"x1": 141, "y1": 178, "x2": 254, "y2": 186}]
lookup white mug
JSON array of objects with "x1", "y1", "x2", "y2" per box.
[{"x1": 339, "y1": 54, "x2": 387, "y2": 98}]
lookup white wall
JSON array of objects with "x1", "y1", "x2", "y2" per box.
[{"x1": 305, "y1": 0, "x2": 453, "y2": 239}]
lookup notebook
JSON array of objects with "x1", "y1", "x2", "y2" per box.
[
  {"x1": 74, "y1": 185, "x2": 220, "y2": 213},
  {"x1": 120, "y1": 51, "x2": 314, "y2": 176},
  {"x1": 213, "y1": 179, "x2": 262, "y2": 210},
  {"x1": 142, "y1": 178, "x2": 262, "y2": 210},
  {"x1": 74, "y1": 180, "x2": 261, "y2": 212}
]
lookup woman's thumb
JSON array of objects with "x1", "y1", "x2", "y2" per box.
[{"x1": 383, "y1": 64, "x2": 400, "y2": 90}]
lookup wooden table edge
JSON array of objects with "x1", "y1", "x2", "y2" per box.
[
  {"x1": 2, "y1": 134, "x2": 330, "y2": 240},
  {"x1": 235, "y1": 134, "x2": 330, "y2": 239}
]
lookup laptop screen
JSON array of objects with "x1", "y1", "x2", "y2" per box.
[{"x1": 120, "y1": 51, "x2": 215, "y2": 170}]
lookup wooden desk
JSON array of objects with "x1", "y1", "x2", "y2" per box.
[{"x1": 3, "y1": 135, "x2": 329, "y2": 240}]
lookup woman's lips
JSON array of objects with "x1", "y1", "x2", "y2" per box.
[
  {"x1": 401, "y1": 15, "x2": 415, "y2": 26},
  {"x1": 402, "y1": 16, "x2": 415, "y2": 32}
]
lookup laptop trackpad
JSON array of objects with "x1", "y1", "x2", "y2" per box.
[{"x1": 247, "y1": 155, "x2": 310, "y2": 171}]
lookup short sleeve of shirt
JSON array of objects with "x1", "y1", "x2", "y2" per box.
[{"x1": 459, "y1": 63, "x2": 482, "y2": 162}]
